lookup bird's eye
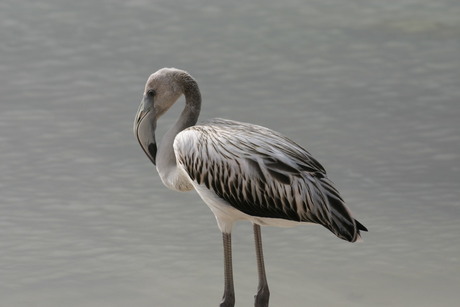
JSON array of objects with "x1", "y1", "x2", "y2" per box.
[{"x1": 146, "y1": 89, "x2": 156, "y2": 98}]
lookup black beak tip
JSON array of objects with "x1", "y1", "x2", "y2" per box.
[{"x1": 148, "y1": 143, "x2": 157, "y2": 165}]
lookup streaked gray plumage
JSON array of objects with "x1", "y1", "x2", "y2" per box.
[
  {"x1": 175, "y1": 118, "x2": 365, "y2": 242},
  {"x1": 134, "y1": 68, "x2": 367, "y2": 307}
]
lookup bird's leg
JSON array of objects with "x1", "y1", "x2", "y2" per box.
[
  {"x1": 253, "y1": 224, "x2": 270, "y2": 307},
  {"x1": 220, "y1": 232, "x2": 235, "y2": 307}
]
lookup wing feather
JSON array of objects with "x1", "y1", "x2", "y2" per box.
[{"x1": 174, "y1": 118, "x2": 365, "y2": 242}]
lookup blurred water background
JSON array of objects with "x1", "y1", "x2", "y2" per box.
[{"x1": 1, "y1": 0, "x2": 459, "y2": 306}]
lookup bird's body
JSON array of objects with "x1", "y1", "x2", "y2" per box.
[
  {"x1": 174, "y1": 118, "x2": 364, "y2": 239},
  {"x1": 134, "y1": 68, "x2": 367, "y2": 307}
]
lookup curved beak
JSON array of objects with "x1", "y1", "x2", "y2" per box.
[{"x1": 134, "y1": 96, "x2": 157, "y2": 165}]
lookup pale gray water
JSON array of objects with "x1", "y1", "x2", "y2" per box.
[{"x1": 1, "y1": 0, "x2": 460, "y2": 306}]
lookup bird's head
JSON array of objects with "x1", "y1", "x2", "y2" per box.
[{"x1": 134, "y1": 68, "x2": 186, "y2": 165}]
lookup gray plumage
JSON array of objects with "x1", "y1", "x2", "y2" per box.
[
  {"x1": 175, "y1": 118, "x2": 365, "y2": 242},
  {"x1": 134, "y1": 68, "x2": 367, "y2": 307}
]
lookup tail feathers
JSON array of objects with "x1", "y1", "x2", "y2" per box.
[
  {"x1": 302, "y1": 175, "x2": 367, "y2": 243},
  {"x1": 353, "y1": 219, "x2": 368, "y2": 242},
  {"x1": 355, "y1": 219, "x2": 368, "y2": 232},
  {"x1": 323, "y1": 189, "x2": 367, "y2": 242}
]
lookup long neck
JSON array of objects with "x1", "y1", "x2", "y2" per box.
[{"x1": 156, "y1": 81, "x2": 201, "y2": 191}]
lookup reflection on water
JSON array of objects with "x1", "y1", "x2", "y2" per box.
[{"x1": 1, "y1": 0, "x2": 459, "y2": 306}]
